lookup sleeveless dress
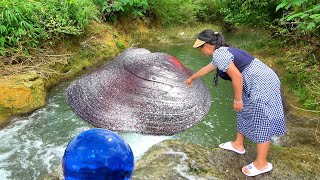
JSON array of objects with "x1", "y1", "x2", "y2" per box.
[{"x1": 211, "y1": 47, "x2": 286, "y2": 143}]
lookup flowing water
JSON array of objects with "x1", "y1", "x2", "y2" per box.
[{"x1": 0, "y1": 39, "x2": 236, "y2": 179}]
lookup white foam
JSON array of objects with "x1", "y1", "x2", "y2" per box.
[
  {"x1": 165, "y1": 149, "x2": 218, "y2": 180},
  {"x1": 121, "y1": 133, "x2": 172, "y2": 160},
  {"x1": 40, "y1": 149, "x2": 58, "y2": 173},
  {"x1": 68, "y1": 126, "x2": 91, "y2": 137},
  {"x1": 203, "y1": 121, "x2": 214, "y2": 128},
  {"x1": 0, "y1": 106, "x2": 70, "y2": 179},
  {"x1": 0, "y1": 119, "x2": 29, "y2": 137},
  {"x1": 165, "y1": 149, "x2": 202, "y2": 180},
  {"x1": 0, "y1": 151, "x2": 15, "y2": 161},
  {"x1": 0, "y1": 169, "x2": 11, "y2": 180}
]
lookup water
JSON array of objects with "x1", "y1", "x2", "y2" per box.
[{"x1": 0, "y1": 40, "x2": 236, "y2": 179}]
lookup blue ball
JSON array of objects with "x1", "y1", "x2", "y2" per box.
[{"x1": 63, "y1": 128, "x2": 134, "y2": 180}]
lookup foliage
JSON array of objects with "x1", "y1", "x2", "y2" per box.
[
  {"x1": 0, "y1": 0, "x2": 99, "y2": 56},
  {"x1": 147, "y1": 0, "x2": 198, "y2": 27},
  {"x1": 278, "y1": 45, "x2": 320, "y2": 110},
  {"x1": 115, "y1": 40, "x2": 125, "y2": 49},
  {"x1": 220, "y1": 0, "x2": 282, "y2": 27},
  {"x1": 0, "y1": 0, "x2": 150, "y2": 56},
  {"x1": 272, "y1": 0, "x2": 320, "y2": 111},
  {"x1": 92, "y1": 0, "x2": 149, "y2": 21},
  {"x1": 0, "y1": 0, "x2": 46, "y2": 55},
  {"x1": 40, "y1": 0, "x2": 99, "y2": 36},
  {"x1": 146, "y1": 0, "x2": 225, "y2": 27},
  {"x1": 193, "y1": 0, "x2": 224, "y2": 24},
  {"x1": 276, "y1": 0, "x2": 320, "y2": 35}
]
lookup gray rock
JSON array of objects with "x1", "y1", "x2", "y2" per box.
[{"x1": 133, "y1": 137, "x2": 320, "y2": 180}]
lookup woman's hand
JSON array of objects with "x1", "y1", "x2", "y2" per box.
[
  {"x1": 185, "y1": 78, "x2": 193, "y2": 87},
  {"x1": 233, "y1": 100, "x2": 243, "y2": 112},
  {"x1": 184, "y1": 63, "x2": 216, "y2": 88}
]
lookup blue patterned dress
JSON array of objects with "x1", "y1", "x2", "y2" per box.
[{"x1": 211, "y1": 47, "x2": 286, "y2": 143}]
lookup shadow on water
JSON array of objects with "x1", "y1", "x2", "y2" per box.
[{"x1": 0, "y1": 39, "x2": 237, "y2": 179}]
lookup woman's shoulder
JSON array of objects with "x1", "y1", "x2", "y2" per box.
[
  {"x1": 212, "y1": 47, "x2": 234, "y2": 71},
  {"x1": 213, "y1": 47, "x2": 233, "y2": 58},
  {"x1": 216, "y1": 46, "x2": 229, "y2": 51}
]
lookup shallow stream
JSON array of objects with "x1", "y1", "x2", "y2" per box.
[{"x1": 0, "y1": 39, "x2": 237, "y2": 179}]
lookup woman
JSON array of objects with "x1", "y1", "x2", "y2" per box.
[{"x1": 185, "y1": 29, "x2": 286, "y2": 177}]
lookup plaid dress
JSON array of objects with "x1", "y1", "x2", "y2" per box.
[{"x1": 211, "y1": 47, "x2": 286, "y2": 143}]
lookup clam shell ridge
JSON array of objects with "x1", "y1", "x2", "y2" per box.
[{"x1": 64, "y1": 48, "x2": 212, "y2": 135}]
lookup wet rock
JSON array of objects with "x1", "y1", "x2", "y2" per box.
[
  {"x1": 0, "y1": 71, "x2": 46, "y2": 126},
  {"x1": 133, "y1": 139, "x2": 320, "y2": 179}
]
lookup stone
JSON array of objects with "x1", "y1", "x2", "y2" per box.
[
  {"x1": 0, "y1": 71, "x2": 46, "y2": 126},
  {"x1": 133, "y1": 139, "x2": 320, "y2": 179}
]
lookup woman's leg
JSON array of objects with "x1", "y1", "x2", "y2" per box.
[
  {"x1": 243, "y1": 141, "x2": 270, "y2": 174},
  {"x1": 232, "y1": 132, "x2": 245, "y2": 151}
]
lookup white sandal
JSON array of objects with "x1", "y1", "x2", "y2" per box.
[
  {"x1": 218, "y1": 141, "x2": 245, "y2": 154},
  {"x1": 242, "y1": 162, "x2": 273, "y2": 176}
]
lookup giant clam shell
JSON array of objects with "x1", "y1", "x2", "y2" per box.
[{"x1": 64, "y1": 48, "x2": 211, "y2": 135}]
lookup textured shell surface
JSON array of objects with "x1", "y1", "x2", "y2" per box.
[{"x1": 64, "y1": 48, "x2": 212, "y2": 135}]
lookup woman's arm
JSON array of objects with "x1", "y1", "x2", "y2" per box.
[
  {"x1": 226, "y1": 61, "x2": 243, "y2": 111},
  {"x1": 185, "y1": 63, "x2": 216, "y2": 87}
]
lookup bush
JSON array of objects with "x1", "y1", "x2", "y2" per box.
[
  {"x1": 41, "y1": 0, "x2": 99, "y2": 36},
  {"x1": 276, "y1": 0, "x2": 320, "y2": 37},
  {"x1": 220, "y1": 0, "x2": 281, "y2": 27},
  {"x1": 193, "y1": 0, "x2": 224, "y2": 24},
  {"x1": 147, "y1": 0, "x2": 197, "y2": 27},
  {"x1": 0, "y1": 0, "x2": 46, "y2": 54},
  {"x1": 279, "y1": 45, "x2": 320, "y2": 111},
  {"x1": 92, "y1": 0, "x2": 149, "y2": 21},
  {"x1": 0, "y1": 0, "x2": 99, "y2": 56}
]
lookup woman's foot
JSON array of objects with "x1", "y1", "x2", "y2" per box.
[
  {"x1": 219, "y1": 141, "x2": 245, "y2": 154},
  {"x1": 242, "y1": 161, "x2": 272, "y2": 176},
  {"x1": 231, "y1": 141, "x2": 245, "y2": 152}
]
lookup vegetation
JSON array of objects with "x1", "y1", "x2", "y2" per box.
[
  {"x1": 276, "y1": 0, "x2": 320, "y2": 36},
  {"x1": 93, "y1": 0, "x2": 149, "y2": 21},
  {"x1": 148, "y1": 0, "x2": 197, "y2": 26},
  {"x1": 0, "y1": 0, "x2": 319, "y2": 111},
  {"x1": 0, "y1": 0, "x2": 99, "y2": 56},
  {"x1": 221, "y1": 0, "x2": 281, "y2": 27},
  {"x1": 274, "y1": 0, "x2": 320, "y2": 112}
]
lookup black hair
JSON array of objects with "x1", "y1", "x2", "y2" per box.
[{"x1": 198, "y1": 29, "x2": 228, "y2": 49}]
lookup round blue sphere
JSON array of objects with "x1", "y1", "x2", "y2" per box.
[{"x1": 63, "y1": 128, "x2": 134, "y2": 180}]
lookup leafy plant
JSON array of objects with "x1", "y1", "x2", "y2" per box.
[
  {"x1": 276, "y1": 0, "x2": 320, "y2": 34},
  {"x1": 93, "y1": 0, "x2": 149, "y2": 21},
  {"x1": 0, "y1": 0, "x2": 99, "y2": 57},
  {"x1": 0, "y1": 0, "x2": 47, "y2": 52},
  {"x1": 115, "y1": 40, "x2": 125, "y2": 49},
  {"x1": 148, "y1": 0, "x2": 197, "y2": 27},
  {"x1": 36, "y1": 0, "x2": 99, "y2": 37},
  {"x1": 220, "y1": 0, "x2": 281, "y2": 27},
  {"x1": 193, "y1": 0, "x2": 224, "y2": 24}
]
